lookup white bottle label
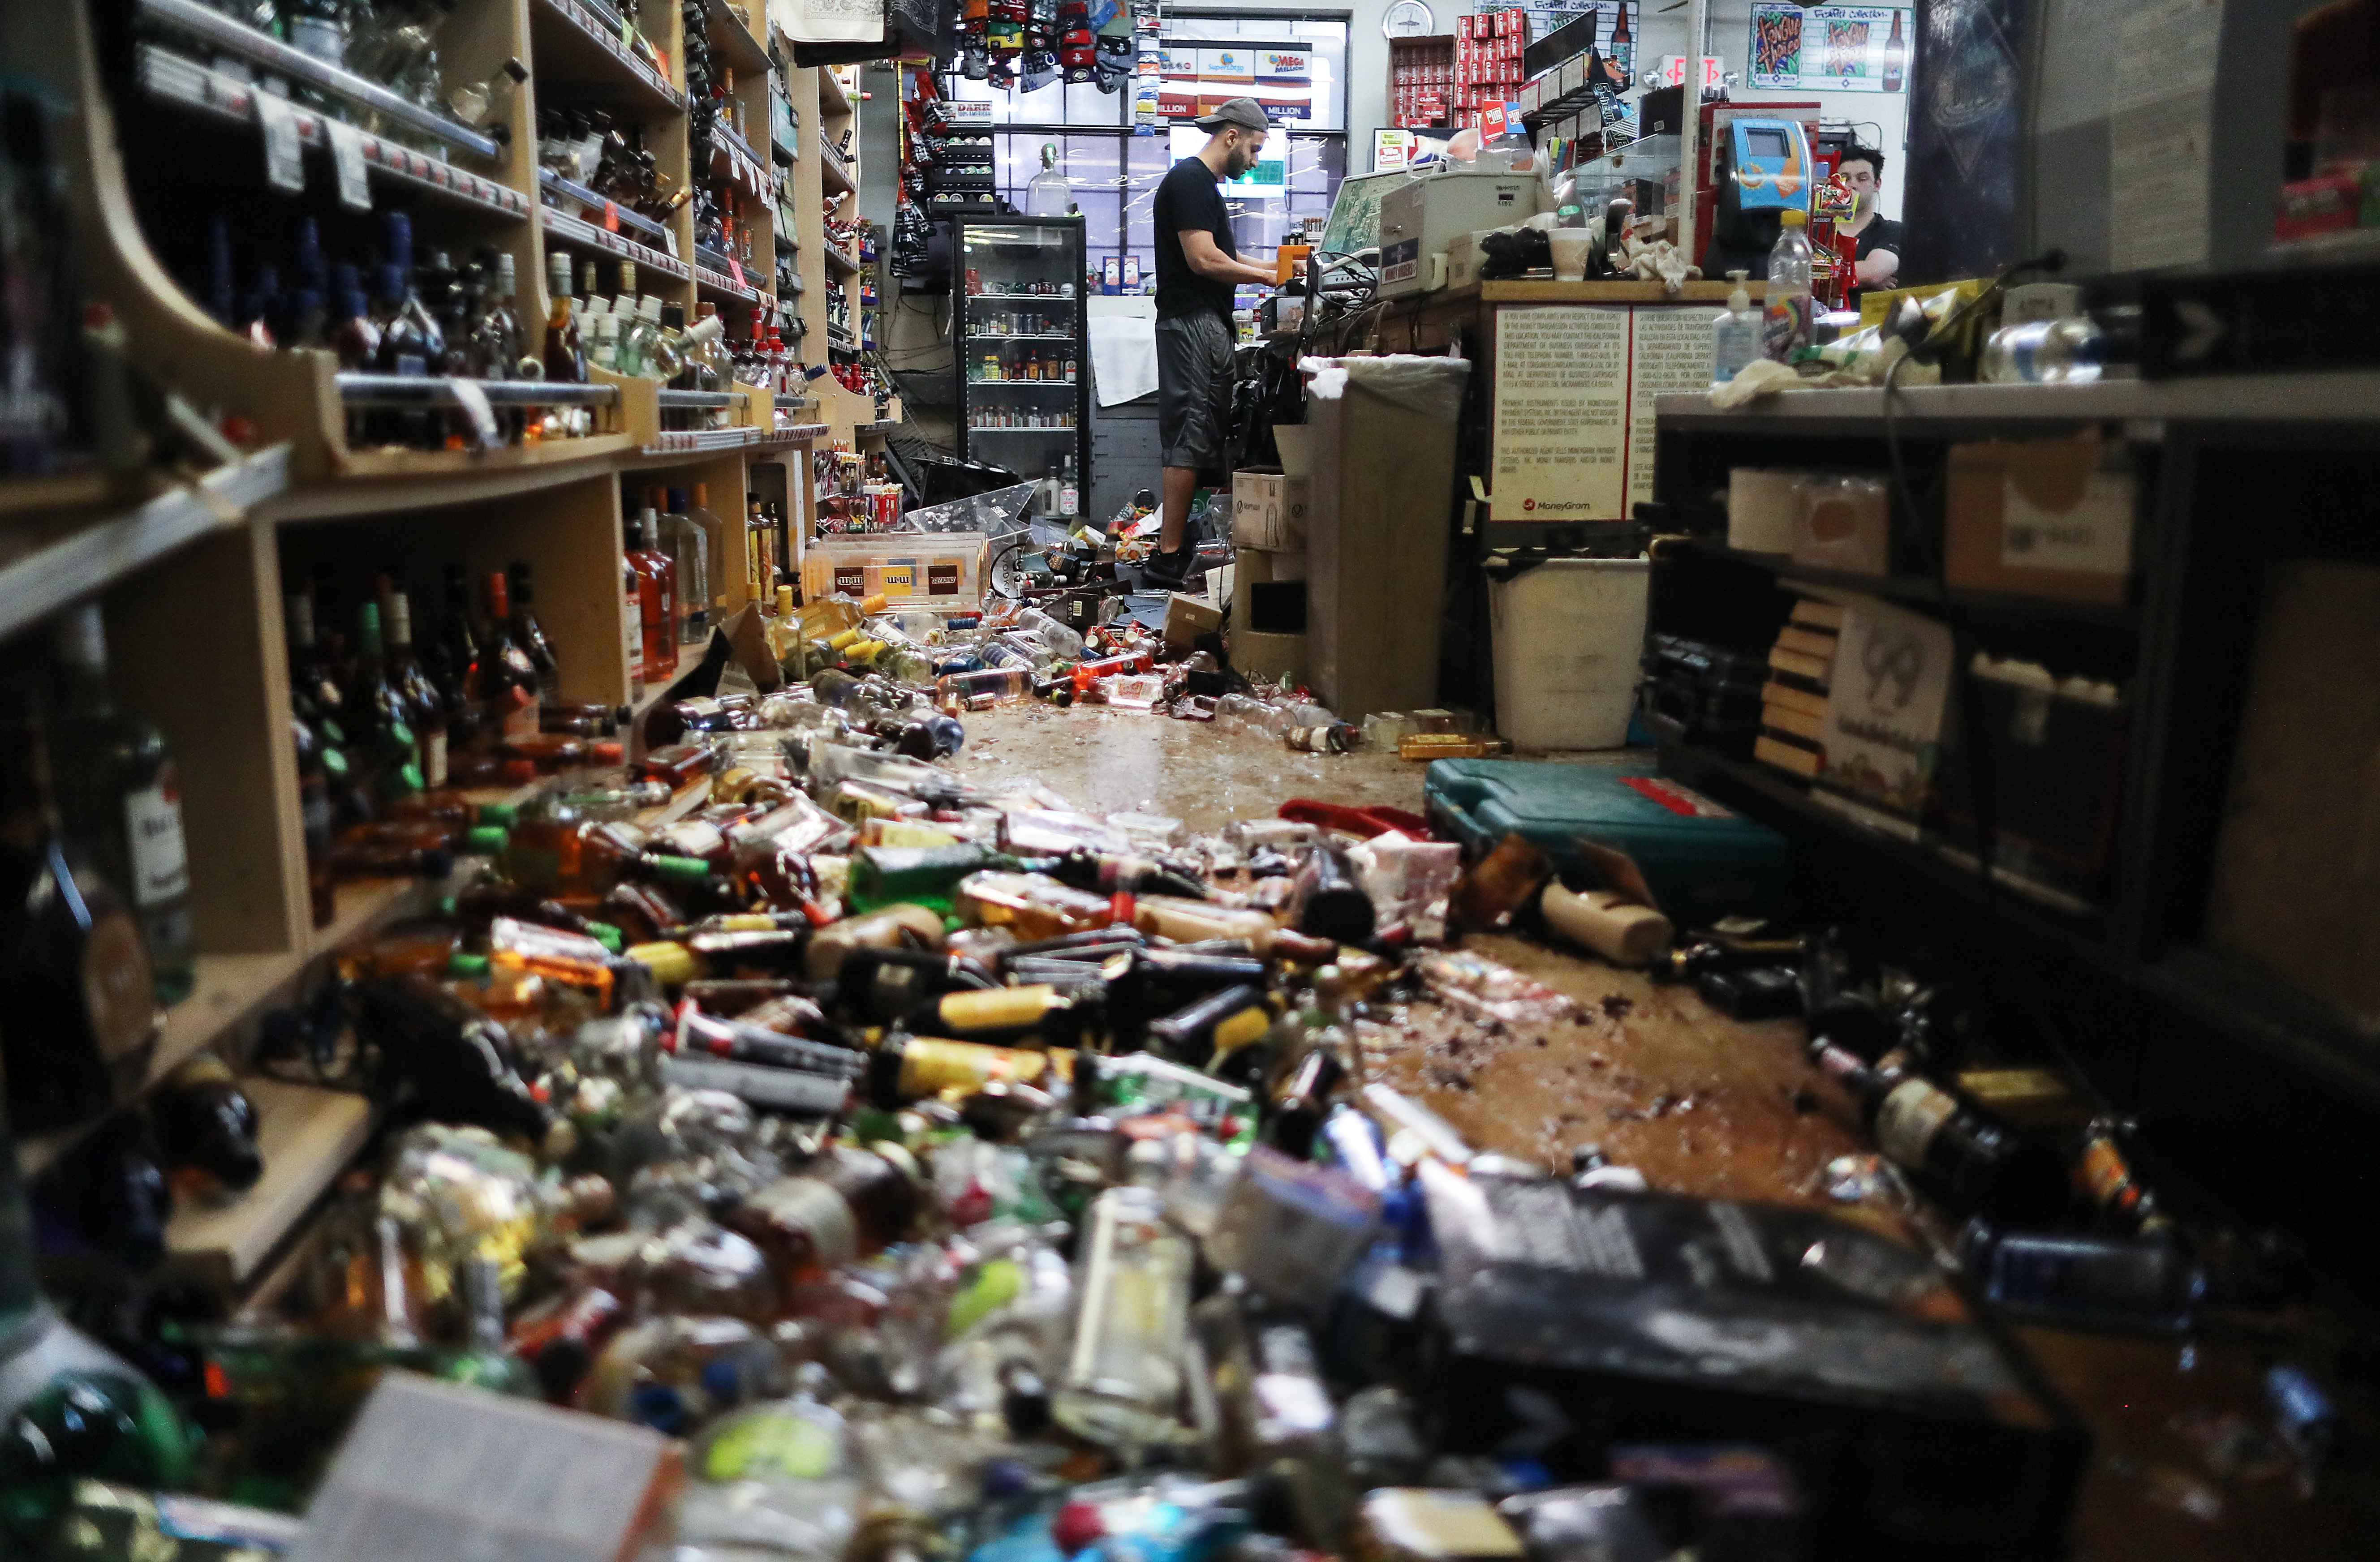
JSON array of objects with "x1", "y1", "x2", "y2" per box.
[
  {"x1": 625, "y1": 592, "x2": 645, "y2": 676},
  {"x1": 124, "y1": 768, "x2": 191, "y2": 909},
  {"x1": 423, "y1": 730, "x2": 450, "y2": 790},
  {"x1": 1060, "y1": 483, "x2": 1078, "y2": 517},
  {"x1": 1875, "y1": 1078, "x2": 1959, "y2": 1170}
]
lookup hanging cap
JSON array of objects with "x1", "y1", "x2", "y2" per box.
[{"x1": 1193, "y1": 97, "x2": 1270, "y2": 133}]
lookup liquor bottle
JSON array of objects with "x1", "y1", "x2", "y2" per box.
[
  {"x1": 1053, "y1": 1185, "x2": 1192, "y2": 1449},
  {"x1": 620, "y1": 542, "x2": 646, "y2": 702},
  {"x1": 727, "y1": 1146, "x2": 920, "y2": 1281},
  {"x1": 48, "y1": 606, "x2": 195, "y2": 1007},
  {"x1": 350, "y1": 602, "x2": 425, "y2": 803},
  {"x1": 434, "y1": 564, "x2": 488, "y2": 756},
  {"x1": 625, "y1": 515, "x2": 676, "y2": 683},
  {"x1": 1608, "y1": 3, "x2": 1632, "y2": 81},
  {"x1": 151, "y1": 1051, "x2": 265, "y2": 1199},
  {"x1": 293, "y1": 713, "x2": 338, "y2": 928},
  {"x1": 1811, "y1": 1042, "x2": 2067, "y2": 1222},
  {"x1": 0, "y1": 1103, "x2": 193, "y2": 1552},
  {"x1": 440, "y1": 1255, "x2": 542, "y2": 1398},
  {"x1": 1881, "y1": 11, "x2": 1905, "y2": 93},
  {"x1": 682, "y1": 483, "x2": 735, "y2": 626},
  {"x1": 507, "y1": 562, "x2": 563, "y2": 709},
  {"x1": 663, "y1": 489, "x2": 711, "y2": 648},
  {"x1": 0, "y1": 682, "x2": 158, "y2": 1135},
  {"x1": 280, "y1": 0, "x2": 350, "y2": 67},
  {"x1": 383, "y1": 586, "x2": 449, "y2": 790},
  {"x1": 482, "y1": 571, "x2": 540, "y2": 740},
  {"x1": 543, "y1": 249, "x2": 585, "y2": 383}
]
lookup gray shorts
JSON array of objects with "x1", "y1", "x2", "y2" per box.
[{"x1": 1156, "y1": 311, "x2": 1235, "y2": 473}]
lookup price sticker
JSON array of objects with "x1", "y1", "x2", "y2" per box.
[
  {"x1": 325, "y1": 118, "x2": 372, "y2": 210},
  {"x1": 255, "y1": 93, "x2": 306, "y2": 194},
  {"x1": 728, "y1": 254, "x2": 747, "y2": 290},
  {"x1": 603, "y1": 200, "x2": 620, "y2": 232},
  {"x1": 447, "y1": 378, "x2": 502, "y2": 451}
]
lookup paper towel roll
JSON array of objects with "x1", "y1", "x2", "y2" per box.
[{"x1": 1729, "y1": 468, "x2": 1804, "y2": 553}]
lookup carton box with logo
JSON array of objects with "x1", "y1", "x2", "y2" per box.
[
  {"x1": 1232, "y1": 469, "x2": 1310, "y2": 551},
  {"x1": 801, "y1": 533, "x2": 986, "y2": 610},
  {"x1": 1945, "y1": 432, "x2": 2135, "y2": 605}
]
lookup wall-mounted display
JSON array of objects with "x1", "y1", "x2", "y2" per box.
[{"x1": 1749, "y1": 4, "x2": 1910, "y2": 93}]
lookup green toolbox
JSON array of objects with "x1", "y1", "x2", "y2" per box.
[{"x1": 1424, "y1": 759, "x2": 1790, "y2": 923}]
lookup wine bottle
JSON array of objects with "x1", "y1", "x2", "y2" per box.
[
  {"x1": 0, "y1": 681, "x2": 159, "y2": 1135},
  {"x1": 48, "y1": 606, "x2": 195, "y2": 1006},
  {"x1": 151, "y1": 1051, "x2": 265, "y2": 1199}
]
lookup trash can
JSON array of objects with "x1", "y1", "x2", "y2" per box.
[{"x1": 1487, "y1": 557, "x2": 1651, "y2": 749}]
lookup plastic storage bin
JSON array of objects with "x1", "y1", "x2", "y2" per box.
[{"x1": 1488, "y1": 558, "x2": 1651, "y2": 750}]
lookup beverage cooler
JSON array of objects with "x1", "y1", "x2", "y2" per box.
[{"x1": 954, "y1": 215, "x2": 1089, "y2": 523}]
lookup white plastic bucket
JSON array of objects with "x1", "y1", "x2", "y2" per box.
[{"x1": 1488, "y1": 557, "x2": 1652, "y2": 750}]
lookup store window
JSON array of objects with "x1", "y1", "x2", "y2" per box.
[{"x1": 944, "y1": 12, "x2": 1350, "y2": 292}]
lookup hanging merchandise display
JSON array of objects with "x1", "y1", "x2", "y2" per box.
[{"x1": 1132, "y1": 0, "x2": 1162, "y2": 131}]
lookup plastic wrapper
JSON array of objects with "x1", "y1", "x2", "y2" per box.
[
  {"x1": 901, "y1": 481, "x2": 1038, "y2": 536},
  {"x1": 1203, "y1": 1146, "x2": 1382, "y2": 1308},
  {"x1": 1412, "y1": 951, "x2": 1579, "y2": 1025},
  {"x1": 1350, "y1": 832, "x2": 1466, "y2": 944},
  {"x1": 379, "y1": 1125, "x2": 559, "y2": 1307}
]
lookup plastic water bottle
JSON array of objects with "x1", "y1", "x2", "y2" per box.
[
  {"x1": 1710, "y1": 270, "x2": 1760, "y2": 384},
  {"x1": 1762, "y1": 210, "x2": 1813, "y2": 362}
]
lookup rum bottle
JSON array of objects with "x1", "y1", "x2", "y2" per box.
[
  {"x1": 48, "y1": 605, "x2": 196, "y2": 1006},
  {"x1": 0, "y1": 682, "x2": 158, "y2": 1135}
]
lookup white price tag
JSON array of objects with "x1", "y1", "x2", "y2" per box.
[
  {"x1": 447, "y1": 378, "x2": 502, "y2": 450},
  {"x1": 325, "y1": 118, "x2": 373, "y2": 210},
  {"x1": 255, "y1": 93, "x2": 306, "y2": 193}
]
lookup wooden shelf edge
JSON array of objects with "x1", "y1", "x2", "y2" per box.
[
  {"x1": 629, "y1": 640, "x2": 710, "y2": 721},
  {"x1": 161, "y1": 1078, "x2": 376, "y2": 1291},
  {"x1": 0, "y1": 443, "x2": 293, "y2": 642},
  {"x1": 1681, "y1": 538, "x2": 2138, "y2": 628}
]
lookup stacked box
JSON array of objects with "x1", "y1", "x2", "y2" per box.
[
  {"x1": 1390, "y1": 34, "x2": 1456, "y2": 127},
  {"x1": 1455, "y1": 11, "x2": 1532, "y2": 129},
  {"x1": 1753, "y1": 595, "x2": 1838, "y2": 779}
]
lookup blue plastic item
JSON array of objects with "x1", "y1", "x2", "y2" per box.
[{"x1": 1424, "y1": 759, "x2": 1789, "y2": 923}]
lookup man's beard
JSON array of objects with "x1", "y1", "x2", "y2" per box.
[{"x1": 1227, "y1": 146, "x2": 1256, "y2": 178}]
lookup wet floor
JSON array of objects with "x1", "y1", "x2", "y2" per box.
[{"x1": 957, "y1": 707, "x2": 1861, "y2": 1202}]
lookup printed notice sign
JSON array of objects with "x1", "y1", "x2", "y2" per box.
[
  {"x1": 1625, "y1": 309, "x2": 1716, "y2": 516},
  {"x1": 1492, "y1": 305, "x2": 1715, "y2": 524},
  {"x1": 1492, "y1": 306, "x2": 1630, "y2": 523}
]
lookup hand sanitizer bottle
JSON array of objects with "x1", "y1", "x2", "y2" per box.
[{"x1": 1710, "y1": 270, "x2": 1761, "y2": 384}]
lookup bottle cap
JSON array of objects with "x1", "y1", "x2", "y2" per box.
[
  {"x1": 585, "y1": 921, "x2": 625, "y2": 953},
  {"x1": 448, "y1": 952, "x2": 492, "y2": 978},
  {"x1": 463, "y1": 825, "x2": 510, "y2": 856},
  {"x1": 1781, "y1": 208, "x2": 1808, "y2": 227},
  {"x1": 650, "y1": 854, "x2": 713, "y2": 886},
  {"x1": 475, "y1": 802, "x2": 520, "y2": 828}
]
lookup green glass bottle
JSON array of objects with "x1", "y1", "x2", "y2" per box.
[
  {"x1": 50, "y1": 605, "x2": 196, "y2": 1006},
  {"x1": 844, "y1": 843, "x2": 1026, "y2": 915},
  {"x1": 0, "y1": 1104, "x2": 195, "y2": 1550}
]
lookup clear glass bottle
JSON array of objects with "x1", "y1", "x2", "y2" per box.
[
  {"x1": 49, "y1": 606, "x2": 195, "y2": 1007},
  {"x1": 1052, "y1": 1184, "x2": 1193, "y2": 1450}
]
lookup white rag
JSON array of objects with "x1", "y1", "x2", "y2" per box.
[
  {"x1": 770, "y1": 0, "x2": 880, "y2": 44},
  {"x1": 1089, "y1": 314, "x2": 1159, "y2": 406}
]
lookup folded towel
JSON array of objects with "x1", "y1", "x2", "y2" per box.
[{"x1": 1089, "y1": 313, "x2": 1160, "y2": 406}]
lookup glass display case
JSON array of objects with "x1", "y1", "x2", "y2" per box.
[{"x1": 955, "y1": 216, "x2": 1089, "y2": 523}]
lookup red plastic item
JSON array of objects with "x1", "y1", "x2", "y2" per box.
[{"x1": 1277, "y1": 799, "x2": 1436, "y2": 840}]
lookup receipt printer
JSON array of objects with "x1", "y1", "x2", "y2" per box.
[{"x1": 1377, "y1": 167, "x2": 1552, "y2": 298}]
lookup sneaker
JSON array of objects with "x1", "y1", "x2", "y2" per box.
[{"x1": 1139, "y1": 545, "x2": 1196, "y2": 591}]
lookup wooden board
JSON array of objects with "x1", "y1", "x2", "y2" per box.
[{"x1": 162, "y1": 1077, "x2": 375, "y2": 1292}]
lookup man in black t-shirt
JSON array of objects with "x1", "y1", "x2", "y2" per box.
[
  {"x1": 1837, "y1": 143, "x2": 1905, "y2": 312},
  {"x1": 1143, "y1": 97, "x2": 1293, "y2": 590}
]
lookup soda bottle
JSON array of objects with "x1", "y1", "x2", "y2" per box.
[{"x1": 1762, "y1": 210, "x2": 1813, "y2": 361}]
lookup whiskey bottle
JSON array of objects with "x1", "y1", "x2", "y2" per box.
[
  {"x1": 150, "y1": 1051, "x2": 264, "y2": 1199},
  {"x1": 433, "y1": 563, "x2": 488, "y2": 757},
  {"x1": 507, "y1": 562, "x2": 564, "y2": 709},
  {"x1": 349, "y1": 602, "x2": 424, "y2": 803},
  {"x1": 542, "y1": 249, "x2": 585, "y2": 384},
  {"x1": 0, "y1": 682, "x2": 158, "y2": 1135},
  {"x1": 383, "y1": 585, "x2": 449, "y2": 790},
  {"x1": 482, "y1": 571, "x2": 541, "y2": 740},
  {"x1": 48, "y1": 605, "x2": 196, "y2": 1007}
]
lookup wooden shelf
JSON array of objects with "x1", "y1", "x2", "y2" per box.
[
  {"x1": 818, "y1": 66, "x2": 854, "y2": 117},
  {"x1": 539, "y1": 168, "x2": 676, "y2": 247},
  {"x1": 822, "y1": 243, "x2": 858, "y2": 278},
  {"x1": 819, "y1": 142, "x2": 855, "y2": 196},
  {"x1": 542, "y1": 207, "x2": 691, "y2": 283},
  {"x1": 704, "y1": 0, "x2": 771, "y2": 74},
  {"x1": 0, "y1": 444, "x2": 290, "y2": 642},
  {"x1": 1682, "y1": 539, "x2": 2139, "y2": 627},
  {"x1": 630, "y1": 640, "x2": 711, "y2": 721},
  {"x1": 137, "y1": 47, "x2": 530, "y2": 222},
  {"x1": 1656, "y1": 736, "x2": 2117, "y2": 968},
  {"x1": 335, "y1": 431, "x2": 642, "y2": 486},
  {"x1": 1654, "y1": 372, "x2": 2380, "y2": 428},
  {"x1": 162, "y1": 1078, "x2": 376, "y2": 1291},
  {"x1": 696, "y1": 262, "x2": 764, "y2": 307},
  {"x1": 529, "y1": 0, "x2": 686, "y2": 112}
]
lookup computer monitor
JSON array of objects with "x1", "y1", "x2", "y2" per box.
[{"x1": 1317, "y1": 167, "x2": 1425, "y2": 257}]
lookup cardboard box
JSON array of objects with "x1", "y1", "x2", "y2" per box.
[
  {"x1": 1232, "y1": 469, "x2": 1310, "y2": 551},
  {"x1": 1231, "y1": 628, "x2": 1308, "y2": 687},
  {"x1": 1945, "y1": 432, "x2": 2135, "y2": 605},
  {"x1": 1235, "y1": 545, "x2": 1308, "y2": 583},
  {"x1": 1162, "y1": 592, "x2": 1224, "y2": 650},
  {"x1": 1791, "y1": 476, "x2": 1891, "y2": 576}
]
